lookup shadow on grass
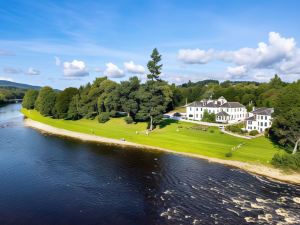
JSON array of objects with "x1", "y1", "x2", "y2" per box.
[{"x1": 159, "y1": 119, "x2": 179, "y2": 129}]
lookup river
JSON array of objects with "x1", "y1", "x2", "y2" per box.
[{"x1": 0, "y1": 103, "x2": 299, "y2": 225}]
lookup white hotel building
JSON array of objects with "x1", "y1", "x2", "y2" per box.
[
  {"x1": 245, "y1": 107, "x2": 273, "y2": 133},
  {"x1": 186, "y1": 96, "x2": 247, "y2": 124}
]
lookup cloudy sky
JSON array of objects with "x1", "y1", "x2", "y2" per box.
[{"x1": 0, "y1": 0, "x2": 300, "y2": 89}]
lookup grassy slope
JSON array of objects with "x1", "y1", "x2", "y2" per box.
[
  {"x1": 22, "y1": 109, "x2": 281, "y2": 165},
  {"x1": 168, "y1": 106, "x2": 186, "y2": 114}
]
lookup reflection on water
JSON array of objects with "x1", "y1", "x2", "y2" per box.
[{"x1": 0, "y1": 104, "x2": 300, "y2": 225}]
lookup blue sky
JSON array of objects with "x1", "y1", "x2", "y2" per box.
[{"x1": 1, "y1": 0, "x2": 300, "y2": 89}]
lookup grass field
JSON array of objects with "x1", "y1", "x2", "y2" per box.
[{"x1": 22, "y1": 109, "x2": 281, "y2": 165}]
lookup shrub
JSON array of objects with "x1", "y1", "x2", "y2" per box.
[
  {"x1": 225, "y1": 151, "x2": 233, "y2": 157},
  {"x1": 249, "y1": 130, "x2": 259, "y2": 136},
  {"x1": 209, "y1": 129, "x2": 215, "y2": 133},
  {"x1": 110, "y1": 110, "x2": 118, "y2": 118},
  {"x1": 124, "y1": 116, "x2": 134, "y2": 124},
  {"x1": 225, "y1": 122, "x2": 245, "y2": 134},
  {"x1": 271, "y1": 152, "x2": 300, "y2": 171},
  {"x1": 98, "y1": 112, "x2": 110, "y2": 123}
]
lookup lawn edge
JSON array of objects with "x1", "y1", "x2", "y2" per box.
[{"x1": 24, "y1": 117, "x2": 300, "y2": 186}]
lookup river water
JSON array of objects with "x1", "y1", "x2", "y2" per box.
[{"x1": 0, "y1": 103, "x2": 299, "y2": 225}]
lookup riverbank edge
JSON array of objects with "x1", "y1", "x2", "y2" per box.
[{"x1": 24, "y1": 118, "x2": 300, "y2": 185}]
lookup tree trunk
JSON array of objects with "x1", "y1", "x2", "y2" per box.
[
  {"x1": 292, "y1": 138, "x2": 300, "y2": 154},
  {"x1": 149, "y1": 115, "x2": 153, "y2": 131}
]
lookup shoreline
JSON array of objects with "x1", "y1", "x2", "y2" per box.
[{"x1": 24, "y1": 118, "x2": 300, "y2": 186}]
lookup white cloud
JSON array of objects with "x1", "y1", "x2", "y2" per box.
[
  {"x1": 63, "y1": 60, "x2": 89, "y2": 77},
  {"x1": 104, "y1": 63, "x2": 125, "y2": 78},
  {"x1": 0, "y1": 76, "x2": 13, "y2": 81},
  {"x1": 26, "y1": 67, "x2": 40, "y2": 75},
  {"x1": 123, "y1": 61, "x2": 145, "y2": 74},
  {"x1": 54, "y1": 56, "x2": 61, "y2": 66},
  {"x1": 227, "y1": 65, "x2": 247, "y2": 77},
  {"x1": 178, "y1": 32, "x2": 300, "y2": 77},
  {"x1": 3, "y1": 67, "x2": 22, "y2": 74},
  {"x1": 178, "y1": 49, "x2": 215, "y2": 64}
]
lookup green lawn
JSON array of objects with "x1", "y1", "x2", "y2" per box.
[{"x1": 22, "y1": 109, "x2": 281, "y2": 165}]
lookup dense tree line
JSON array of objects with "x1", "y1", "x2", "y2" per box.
[
  {"x1": 0, "y1": 87, "x2": 25, "y2": 105},
  {"x1": 23, "y1": 49, "x2": 174, "y2": 130},
  {"x1": 176, "y1": 74, "x2": 286, "y2": 109}
]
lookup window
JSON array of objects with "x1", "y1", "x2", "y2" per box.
[
  {"x1": 189, "y1": 114, "x2": 193, "y2": 117},
  {"x1": 265, "y1": 116, "x2": 267, "y2": 120},
  {"x1": 261, "y1": 116, "x2": 264, "y2": 120},
  {"x1": 190, "y1": 107, "x2": 192, "y2": 110},
  {"x1": 248, "y1": 121, "x2": 252, "y2": 125},
  {"x1": 261, "y1": 122, "x2": 263, "y2": 126},
  {"x1": 201, "y1": 108, "x2": 203, "y2": 111},
  {"x1": 196, "y1": 114, "x2": 198, "y2": 118},
  {"x1": 265, "y1": 122, "x2": 267, "y2": 126},
  {"x1": 196, "y1": 108, "x2": 198, "y2": 111}
]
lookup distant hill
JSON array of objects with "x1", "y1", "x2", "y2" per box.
[{"x1": 0, "y1": 80, "x2": 41, "y2": 90}]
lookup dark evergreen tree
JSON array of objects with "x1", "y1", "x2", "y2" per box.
[
  {"x1": 147, "y1": 48, "x2": 162, "y2": 81},
  {"x1": 119, "y1": 76, "x2": 140, "y2": 117}
]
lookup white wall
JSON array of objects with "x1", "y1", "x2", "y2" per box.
[
  {"x1": 186, "y1": 106, "x2": 247, "y2": 123},
  {"x1": 246, "y1": 114, "x2": 272, "y2": 132}
]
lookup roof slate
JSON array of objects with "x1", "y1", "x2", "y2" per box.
[
  {"x1": 216, "y1": 111, "x2": 230, "y2": 117},
  {"x1": 220, "y1": 102, "x2": 245, "y2": 108},
  {"x1": 187, "y1": 100, "x2": 245, "y2": 108},
  {"x1": 252, "y1": 107, "x2": 273, "y2": 116}
]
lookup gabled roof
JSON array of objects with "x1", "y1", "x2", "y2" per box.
[
  {"x1": 186, "y1": 101, "x2": 203, "y2": 107},
  {"x1": 252, "y1": 107, "x2": 273, "y2": 116},
  {"x1": 220, "y1": 102, "x2": 245, "y2": 108},
  {"x1": 216, "y1": 111, "x2": 230, "y2": 117},
  {"x1": 245, "y1": 116, "x2": 255, "y2": 121},
  {"x1": 186, "y1": 100, "x2": 221, "y2": 107},
  {"x1": 187, "y1": 100, "x2": 245, "y2": 108},
  {"x1": 206, "y1": 101, "x2": 221, "y2": 107}
]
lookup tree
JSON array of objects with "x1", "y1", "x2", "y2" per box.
[
  {"x1": 269, "y1": 81, "x2": 300, "y2": 154},
  {"x1": 22, "y1": 89, "x2": 39, "y2": 109},
  {"x1": 147, "y1": 48, "x2": 162, "y2": 81},
  {"x1": 96, "y1": 79, "x2": 119, "y2": 113},
  {"x1": 269, "y1": 74, "x2": 285, "y2": 89},
  {"x1": 202, "y1": 110, "x2": 216, "y2": 122},
  {"x1": 68, "y1": 94, "x2": 81, "y2": 120},
  {"x1": 35, "y1": 86, "x2": 57, "y2": 116},
  {"x1": 136, "y1": 81, "x2": 172, "y2": 130},
  {"x1": 119, "y1": 76, "x2": 140, "y2": 117},
  {"x1": 53, "y1": 87, "x2": 78, "y2": 119}
]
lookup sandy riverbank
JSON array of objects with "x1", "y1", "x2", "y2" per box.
[{"x1": 24, "y1": 118, "x2": 300, "y2": 185}]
